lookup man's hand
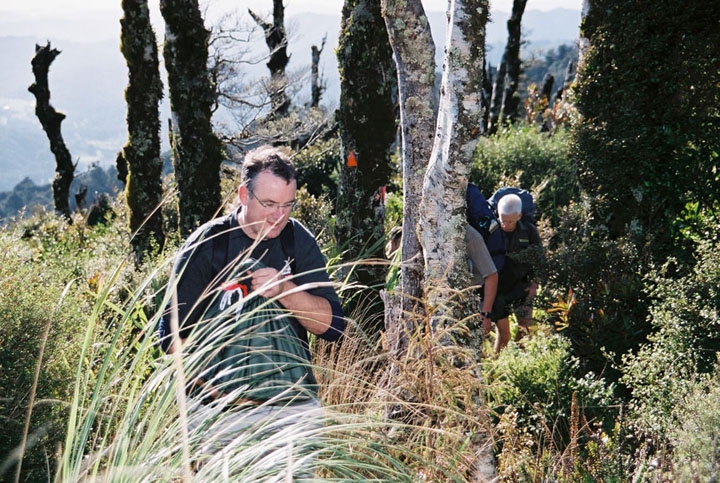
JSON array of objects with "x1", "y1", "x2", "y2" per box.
[
  {"x1": 525, "y1": 280, "x2": 538, "y2": 299},
  {"x1": 483, "y1": 315, "x2": 492, "y2": 334},
  {"x1": 249, "y1": 267, "x2": 288, "y2": 298}
]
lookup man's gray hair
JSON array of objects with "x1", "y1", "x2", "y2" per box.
[{"x1": 498, "y1": 193, "x2": 523, "y2": 216}]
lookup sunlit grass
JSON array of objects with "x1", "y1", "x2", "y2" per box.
[
  {"x1": 6, "y1": 190, "x2": 718, "y2": 481},
  {"x1": 49, "y1": 246, "x2": 492, "y2": 482}
]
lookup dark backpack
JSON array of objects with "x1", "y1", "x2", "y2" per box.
[
  {"x1": 467, "y1": 183, "x2": 506, "y2": 270},
  {"x1": 489, "y1": 186, "x2": 537, "y2": 225}
]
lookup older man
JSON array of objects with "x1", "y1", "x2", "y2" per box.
[{"x1": 493, "y1": 193, "x2": 543, "y2": 352}]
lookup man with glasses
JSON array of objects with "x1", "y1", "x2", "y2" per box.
[{"x1": 159, "y1": 145, "x2": 345, "y2": 471}]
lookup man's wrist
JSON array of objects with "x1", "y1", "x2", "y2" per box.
[{"x1": 480, "y1": 311, "x2": 491, "y2": 319}]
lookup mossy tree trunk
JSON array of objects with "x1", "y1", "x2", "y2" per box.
[
  {"x1": 487, "y1": 0, "x2": 526, "y2": 134},
  {"x1": 119, "y1": 0, "x2": 165, "y2": 263},
  {"x1": 310, "y1": 36, "x2": 327, "y2": 108},
  {"x1": 28, "y1": 43, "x2": 74, "y2": 222},
  {"x1": 336, "y1": 0, "x2": 398, "y2": 329},
  {"x1": 249, "y1": 0, "x2": 291, "y2": 119},
  {"x1": 160, "y1": 0, "x2": 224, "y2": 237}
]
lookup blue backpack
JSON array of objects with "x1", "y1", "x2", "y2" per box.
[
  {"x1": 489, "y1": 186, "x2": 537, "y2": 225},
  {"x1": 466, "y1": 183, "x2": 506, "y2": 270}
]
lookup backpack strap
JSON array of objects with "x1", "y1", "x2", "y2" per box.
[
  {"x1": 210, "y1": 222, "x2": 231, "y2": 275},
  {"x1": 210, "y1": 217, "x2": 296, "y2": 276},
  {"x1": 279, "y1": 219, "x2": 296, "y2": 274}
]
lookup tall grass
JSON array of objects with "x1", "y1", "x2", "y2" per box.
[
  {"x1": 6, "y1": 183, "x2": 718, "y2": 481},
  {"x1": 49, "y1": 247, "x2": 493, "y2": 481}
]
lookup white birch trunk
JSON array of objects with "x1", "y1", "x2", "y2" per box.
[
  {"x1": 419, "y1": 0, "x2": 498, "y2": 478},
  {"x1": 419, "y1": 0, "x2": 484, "y2": 317},
  {"x1": 383, "y1": 0, "x2": 497, "y2": 477},
  {"x1": 381, "y1": 0, "x2": 436, "y2": 352}
]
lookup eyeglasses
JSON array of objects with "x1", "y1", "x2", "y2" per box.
[{"x1": 248, "y1": 187, "x2": 297, "y2": 211}]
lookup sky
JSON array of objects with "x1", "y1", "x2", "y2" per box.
[
  {"x1": 4, "y1": 0, "x2": 582, "y2": 17},
  {"x1": 1, "y1": 0, "x2": 583, "y2": 43}
]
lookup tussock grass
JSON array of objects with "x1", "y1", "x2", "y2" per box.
[{"x1": 5, "y1": 185, "x2": 719, "y2": 481}]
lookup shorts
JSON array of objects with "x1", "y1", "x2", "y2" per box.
[{"x1": 490, "y1": 281, "x2": 531, "y2": 321}]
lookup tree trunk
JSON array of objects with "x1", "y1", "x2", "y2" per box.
[
  {"x1": 28, "y1": 42, "x2": 74, "y2": 222},
  {"x1": 381, "y1": 0, "x2": 436, "y2": 353},
  {"x1": 119, "y1": 0, "x2": 165, "y2": 264},
  {"x1": 487, "y1": 56, "x2": 506, "y2": 134},
  {"x1": 499, "y1": 0, "x2": 528, "y2": 125},
  {"x1": 310, "y1": 36, "x2": 327, "y2": 108},
  {"x1": 336, "y1": 0, "x2": 398, "y2": 331},
  {"x1": 249, "y1": 0, "x2": 291, "y2": 119},
  {"x1": 418, "y1": 0, "x2": 497, "y2": 477},
  {"x1": 160, "y1": 0, "x2": 225, "y2": 237},
  {"x1": 421, "y1": 0, "x2": 484, "y2": 332}
]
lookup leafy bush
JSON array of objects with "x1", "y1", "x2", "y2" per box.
[
  {"x1": 0, "y1": 203, "x2": 165, "y2": 481},
  {"x1": 572, "y1": 0, "x2": 720, "y2": 263},
  {"x1": 0, "y1": 217, "x2": 101, "y2": 480},
  {"x1": 471, "y1": 125, "x2": 578, "y2": 227},
  {"x1": 0, "y1": 249, "x2": 87, "y2": 481},
  {"x1": 293, "y1": 137, "x2": 341, "y2": 201},
  {"x1": 484, "y1": 332, "x2": 616, "y2": 451},
  {"x1": 621, "y1": 236, "x2": 720, "y2": 434},
  {"x1": 669, "y1": 375, "x2": 720, "y2": 481}
]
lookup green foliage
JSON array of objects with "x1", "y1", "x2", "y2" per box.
[
  {"x1": 669, "y1": 375, "x2": 720, "y2": 481},
  {"x1": 0, "y1": 252, "x2": 86, "y2": 481},
  {"x1": 384, "y1": 189, "x2": 403, "y2": 233},
  {"x1": 294, "y1": 186, "x2": 336, "y2": 254},
  {"x1": 484, "y1": 333, "x2": 616, "y2": 449},
  {"x1": 0, "y1": 200, "x2": 174, "y2": 481},
  {"x1": 621, "y1": 234, "x2": 720, "y2": 434},
  {"x1": 1, "y1": 184, "x2": 718, "y2": 481},
  {"x1": 484, "y1": 333, "x2": 636, "y2": 482},
  {"x1": 544, "y1": 200, "x2": 650, "y2": 387},
  {"x1": 0, "y1": 213, "x2": 116, "y2": 480},
  {"x1": 573, "y1": 0, "x2": 720, "y2": 262},
  {"x1": 293, "y1": 137, "x2": 341, "y2": 201},
  {"x1": 472, "y1": 125, "x2": 578, "y2": 227}
]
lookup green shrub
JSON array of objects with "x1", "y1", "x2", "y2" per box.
[
  {"x1": 572, "y1": 0, "x2": 720, "y2": 263},
  {"x1": 484, "y1": 332, "x2": 616, "y2": 452},
  {"x1": 471, "y1": 125, "x2": 578, "y2": 227},
  {"x1": 293, "y1": 137, "x2": 341, "y2": 201},
  {"x1": 670, "y1": 375, "x2": 720, "y2": 481},
  {"x1": 0, "y1": 219, "x2": 95, "y2": 480},
  {"x1": 0, "y1": 203, "x2": 165, "y2": 481},
  {"x1": 621, "y1": 236, "x2": 720, "y2": 434},
  {"x1": 543, "y1": 200, "x2": 651, "y2": 388}
]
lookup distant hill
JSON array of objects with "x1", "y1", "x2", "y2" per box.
[{"x1": 0, "y1": 8, "x2": 580, "y2": 193}]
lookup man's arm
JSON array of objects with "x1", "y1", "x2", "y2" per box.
[
  {"x1": 249, "y1": 267, "x2": 334, "y2": 335},
  {"x1": 482, "y1": 272, "x2": 498, "y2": 333}
]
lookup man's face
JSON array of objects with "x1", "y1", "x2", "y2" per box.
[
  {"x1": 238, "y1": 170, "x2": 297, "y2": 240},
  {"x1": 499, "y1": 213, "x2": 522, "y2": 232}
]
